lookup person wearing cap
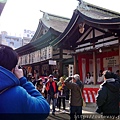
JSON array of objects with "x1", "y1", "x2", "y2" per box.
[
  {"x1": 35, "y1": 78, "x2": 45, "y2": 97},
  {"x1": 64, "y1": 74, "x2": 83, "y2": 120},
  {"x1": 46, "y1": 74, "x2": 58, "y2": 115}
]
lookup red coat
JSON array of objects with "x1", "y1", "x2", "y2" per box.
[{"x1": 46, "y1": 81, "x2": 57, "y2": 93}]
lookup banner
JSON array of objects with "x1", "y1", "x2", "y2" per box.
[
  {"x1": 83, "y1": 88, "x2": 99, "y2": 103},
  {"x1": 68, "y1": 64, "x2": 74, "y2": 76}
]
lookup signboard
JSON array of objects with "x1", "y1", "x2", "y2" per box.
[
  {"x1": 103, "y1": 56, "x2": 119, "y2": 67},
  {"x1": 34, "y1": 51, "x2": 40, "y2": 63},
  {"x1": 20, "y1": 46, "x2": 53, "y2": 64},
  {"x1": 29, "y1": 52, "x2": 33, "y2": 64},
  {"x1": 47, "y1": 46, "x2": 52, "y2": 59},
  {"x1": 24, "y1": 54, "x2": 29, "y2": 64},
  {"x1": 23, "y1": 29, "x2": 35, "y2": 38},
  {"x1": 68, "y1": 64, "x2": 74, "y2": 76},
  {"x1": 36, "y1": 50, "x2": 41, "y2": 62},
  {"x1": 22, "y1": 55, "x2": 25, "y2": 65},
  {"x1": 49, "y1": 60, "x2": 56, "y2": 65},
  {"x1": 18, "y1": 56, "x2": 22, "y2": 65},
  {"x1": 41, "y1": 48, "x2": 45, "y2": 61}
]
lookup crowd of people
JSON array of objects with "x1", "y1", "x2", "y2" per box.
[
  {"x1": 33, "y1": 73, "x2": 84, "y2": 120},
  {"x1": 0, "y1": 44, "x2": 120, "y2": 120},
  {"x1": 84, "y1": 69, "x2": 120, "y2": 85}
]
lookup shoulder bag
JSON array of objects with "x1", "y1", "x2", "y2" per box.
[{"x1": 79, "y1": 88, "x2": 86, "y2": 107}]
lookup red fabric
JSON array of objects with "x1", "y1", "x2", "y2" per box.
[
  {"x1": 108, "y1": 67, "x2": 112, "y2": 71},
  {"x1": 82, "y1": 88, "x2": 99, "y2": 103},
  {"x1": 78, "y1": 55, "x2": 83, "y2": 81},
  {"x1": 46, "y1": 81, "x2": 57, "y2": 93},
  {"x1": 39, "y1": 76, "x2": 48, "y2": 80}
]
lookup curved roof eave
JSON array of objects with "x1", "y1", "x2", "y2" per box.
[
  {"x1": 50, "y1": 9, "x2": 120, "y2": 48},
  {"x1": 30, "y1": 20, "x2": 42, "y2": 42},
  {"x1": 77, "y1": 10, "x2": 120, "y2": 28},
  {"x1": 15, "y1": 28, "x2": 60, "y2": 55},
  {"x1": 30, "y1": 20, "x2": 49, "y2": 42},
  {"x1": 50, "y1": 9, "x2": 80, "y2": 47}
]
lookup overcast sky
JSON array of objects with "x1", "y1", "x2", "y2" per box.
[{"x1": 0, "y1": 0, "x2": 119, "y2": 37}]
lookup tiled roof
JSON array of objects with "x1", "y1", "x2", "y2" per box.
[
  {"x1": 41, "y1": 12, "x2": 70, "y2": 32},
  {"x1": 77, "y1": 1, "x2": 120, "y2": 19},
  {"x1": 31, "y1": 11, "x2": 70, "y2": 42}
]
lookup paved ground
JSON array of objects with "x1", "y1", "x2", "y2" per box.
[
  {"x1": 46, "y1": 102, "x2": 97, "y2": 120},
  {"x1": 46, "y1": 102, "x2": 120, "y2": 120},
  {"x1": 46, "y1": 113, "x2": 70, "y2": 120},
  {"x1": 47, "y1": 112, "x2": 120, "y2": 120}
]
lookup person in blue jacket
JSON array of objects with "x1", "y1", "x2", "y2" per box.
[{"x1": 0, "y1": 45, "x2": 50, "y2": 120}]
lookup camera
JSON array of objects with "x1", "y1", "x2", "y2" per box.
[{"x1": 18, "y1": 65, "x2": 23, "y2": 69}]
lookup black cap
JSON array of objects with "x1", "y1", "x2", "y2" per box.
[{"x1": 49, "y1": 74, "x2": 53, "y2": 78}]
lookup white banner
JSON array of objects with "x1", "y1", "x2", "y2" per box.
[
  {"x1": 68, "y1": 64, "x2": 74, "y2": 76},
  {"x1": 20, "y1": 46, "x2": 53, "y2": 64},
  {"x1": 47, "y1": 46, "x2": 52, "y2": 59},
  {"x1": 89, "y1": 59, "x2": 93, "y2": 74}
]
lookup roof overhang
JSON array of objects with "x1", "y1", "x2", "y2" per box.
[
  {"x1": 15, "y1": 28, "x2": 61, "y2": 56},
  {"x1": 51, "y1": 9, "x2": 120, "y2": 51}
]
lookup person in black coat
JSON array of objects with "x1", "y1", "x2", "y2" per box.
[{"x1": 96, "y1": 70, "x2": 120, "y2": 118}]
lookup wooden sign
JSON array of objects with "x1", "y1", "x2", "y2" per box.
[{"x1": 103, "y1": 56, "x2": 119, "y2": 67}]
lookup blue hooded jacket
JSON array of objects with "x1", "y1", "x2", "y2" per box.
[{"x1": 0, "y1": 66, "x2": 50, "y2": 119}]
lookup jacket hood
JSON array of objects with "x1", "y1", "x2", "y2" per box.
[
  {"x1": 103, "y1": 78, "x2": 120, "y2": 92},
  {"x1": 0, "y1": 66, "x2": 20, "y2": 91}
]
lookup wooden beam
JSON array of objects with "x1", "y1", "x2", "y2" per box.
[
  {"x1": 77, "y1": 27, "x2": 92, "y2": 43},
  {"x1": 77, "y1": 33, "x2": 112, "y2": 45},
  {"x1": 76, "y1": 37, "x2": 118, "y2": 50},
  {"x1": 93, "y1": 51, "x2": 97, "y2": 85},
  {"x1": 92, "y1": 31, "x2": 97, "y2": 85}
]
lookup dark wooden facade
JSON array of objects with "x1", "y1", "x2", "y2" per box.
[{"x1": 50, "y1": 2, "x2": 120, "y2": 84}]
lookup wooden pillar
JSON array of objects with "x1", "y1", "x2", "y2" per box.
[
  {"x1": 73, "y1": 54, "x2": 77, "y2": 74},
  {"x1": 93, "y1": 51, "x2": 97, "y2": 85},
  {"x1": 59, "y1": 48, "x2": 63, "y2": 77},
  {"x1": 92, "y1": 29, "x2": 97, "y2": 85},
  {"x1": 119, "y1": 37, "x2": 120, "y2": 74}
]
